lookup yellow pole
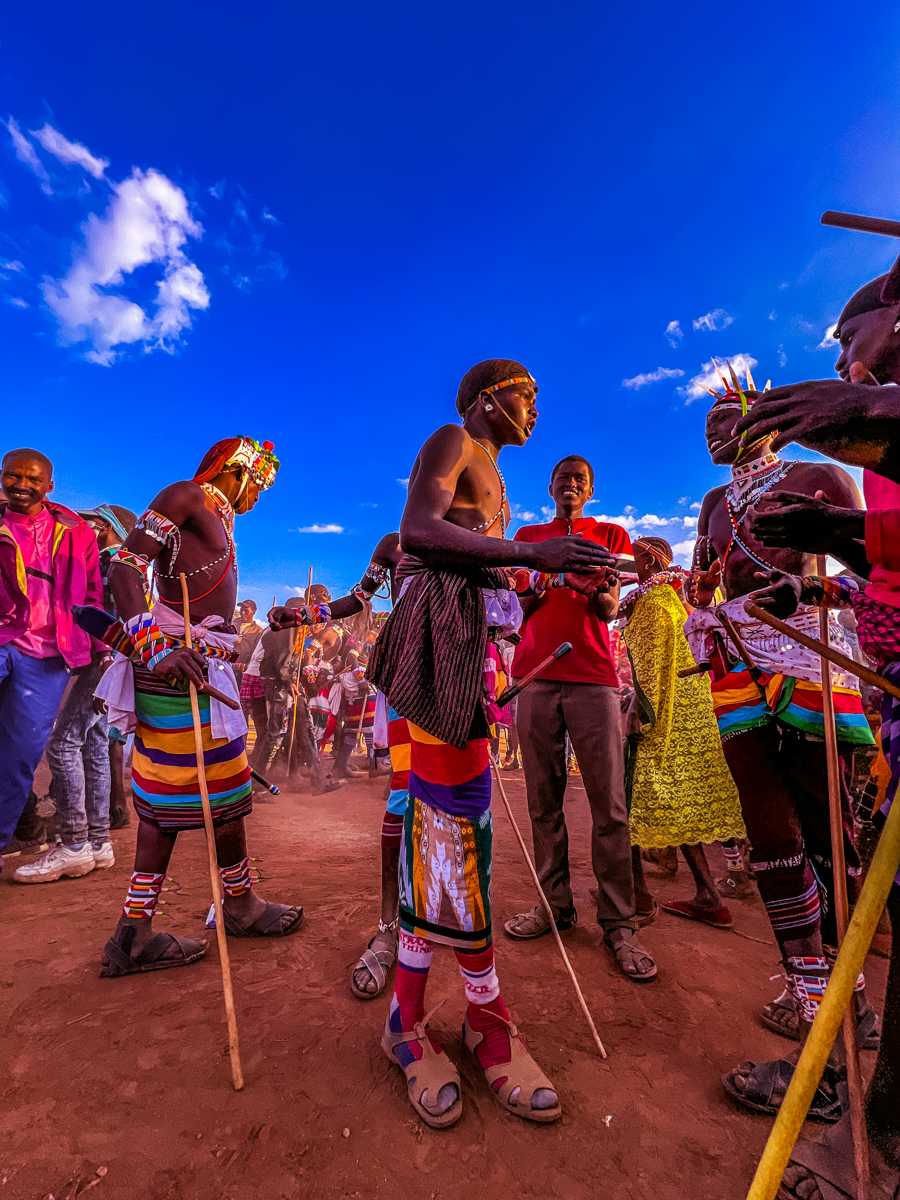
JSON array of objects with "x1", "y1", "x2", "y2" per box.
[{"x1": 745, "y1": 787, "x2": 900, "y2": 1199}]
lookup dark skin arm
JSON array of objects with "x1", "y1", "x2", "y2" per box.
[
  {"x1": 733, "y1": 379, "x2": 900, "y2": 482},
  {"x1": 268, "y1": 532, "x2": 403, "y2": 630},
  {"x1": 748, "y1": 489, "x2": 870, "y2": 577},
  {"x1": 108, "y1": 481, "x2": 207, "y2": 687},
  {"x1": 400, "y1": 425, "x2": 614, "y2": 573}
]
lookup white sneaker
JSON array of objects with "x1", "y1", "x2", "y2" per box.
[
  {"x1": 92, "y1": 841, "x2": 115, "y2": 869},
  {"x1": 13, "y1": 843, "x2": 96, "y2": 884}
]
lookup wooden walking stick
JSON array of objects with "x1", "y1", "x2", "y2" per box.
[
  {"x1": 180, "y1": 573, "x2": 244, "y2": 1091},
  {"x1": 287, "y1": 567, "x2": 314, "y2": 773},
  {"x1": 814, "y1": 558, "x2": 869, "y2": 1198},
  {"x1": 490, "y1": 757, "x2": 607, "y2": 1059}
]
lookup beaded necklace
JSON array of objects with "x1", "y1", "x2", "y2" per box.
[
  {"x1": 628, "y1": 567, "x2": 688, "y2": 606},
  {"x1": 157, "y1": 482, "x2": 238, "y2": 603},
  {"x1": 721, "y1": 454, "x2": 794, "y2": 576},
  {"x1": 470, "y1": 440, "x2": 507, "y2": 537}
]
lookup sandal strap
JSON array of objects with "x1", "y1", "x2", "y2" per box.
[
  {"x1": 464, "y1": 1020, "x2": 552, "y2": 1108},
  {"x1": 384, "y1": 1001, "x2": 447, "y2": 1050}
]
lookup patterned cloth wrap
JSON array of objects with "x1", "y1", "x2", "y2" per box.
[
  {"x1": 399, "y1": 721, "x2": 493, "y2": 950},
  {"x1": 623, "y1": 579, "x2": 746, "y2": 847},
  {"x1": 684, "y1": 597, "x2": 874, "y2": 746},
  {"x1": 130, "y1": 664, "x2": 252, "y2": 831}
]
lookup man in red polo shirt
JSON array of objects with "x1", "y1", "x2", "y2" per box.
[{"x1": 504, "y1": 455, "x2": 657, "y2": 982}]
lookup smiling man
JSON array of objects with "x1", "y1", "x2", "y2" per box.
[
  {"x1": 0, "y1": 448, "x2": 103, "y2": 861},
  {"x1": 503, "y1": 456, "x2": 657, "y2": 982}
]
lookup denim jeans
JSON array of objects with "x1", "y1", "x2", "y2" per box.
[
  {"x1": 45, "y1": 655, "x2": 111, "y2": 847},
  {"x1": 0, "y1": 644, "x2": 70, "y2": 848}
]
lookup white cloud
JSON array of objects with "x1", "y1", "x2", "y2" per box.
[
  {"x1": 296, "y1": 523, "x2": 344, "y2": 534},
  {"x1": 665, "y1": 319, "x2": 683, "y2": 348},
  {"x1": 43, "y1": 167, "x2": 209, "y2": 365},
  {"x1": 30, "y1": 123, "x2": 108, "y2": 179},
  {"x1": 679, "y1": 354, "x2": 759, "y2": 404},
  {"x1": 621, "y1": 366, "x2": 685, "y2": 390},
  {"x1": 0, "y1": 259, "x2": 24, "y2": 273},
  {"x1": 591, "y1": 512, "x2": 639, "y2": 531},
  {"x1": 6, "y1": 296, "x2": 28, "y2": 308},
  {"x1": 768, "y1": 310, "x2": 777, "y2": 321},
  {"x1": 261, "y1": 207, "x2": 281, "y2": 225},
  {"x1": 540, "y1": 505, "x2": 555, "y2": 520},
  {"x1": 692, "y1": 308, "x2": 734, "y2": 333},
  {"x1": 690, "y1": 502, "x2": 701, "y2": 511},
  {"x1": 682, "y1": 515, "x2": 698, "y2": 529},
  {"x1": 777, "y1": 345, "x2": 787, "y2": 368},
  {"x1": 209, "y1": 179, "x2": 226, "y2": 200},
  {"x1": 817, "y1": 323, "x2": 838, "y2": 349},
  {"x1": 396, "y1": 478, "x2": 410, "y2": 488},
  {"x1": 6, "y1": 119, "x2": 52, "y2": 193},
  {"x1": 670, "y1": 537, "x2": 697, "y2": 566}
]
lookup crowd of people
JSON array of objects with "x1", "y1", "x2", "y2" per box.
[{"x1": 3, "y1": 248, "x2": 900, "y2": 1197}]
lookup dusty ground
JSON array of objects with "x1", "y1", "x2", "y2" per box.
[{"x1": 0, "y1": 769, "x2": 889, "y2": 1200}]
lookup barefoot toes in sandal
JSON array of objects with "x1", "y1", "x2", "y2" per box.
[
  {"x1": 100, "y1": 930, "x2": 208, "y2": 977},
  {"x1": 723, "y1": 1057, "x2": 847, "y2": 1122},
  {"x1": 222, "y1": 902, "x2": 303, "y2": 938},
  {"x1": 382, "y1": 1005, "x2": 462, "y2": 1129},
  {"x1": 351, "y1": 924, "x2": 398, "y2": 999},
  {"x1": 462, "y1": 1018, "x2": 561, "y2": 1123}
]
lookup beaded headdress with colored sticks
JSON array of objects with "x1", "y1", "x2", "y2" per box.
[
  {"x1": 225, "y1": 438, "x2": 280, "y2": 490},
  {"x1": 697, "y1": 358, "x2": 773, "y2": 462}
]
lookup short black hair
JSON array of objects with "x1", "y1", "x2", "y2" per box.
[
  {"x1": 3, "y1": 448, "x2": 54, "y2": 476},
  {"x1": 456, "y1": 359, "x2": 532, "y2": 416},
  {"x1": 550, "y1": 455, "x2": 594, "y2": 487}
]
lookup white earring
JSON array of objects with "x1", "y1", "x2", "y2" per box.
[{"x1": 484, "y1": 403, "x2": 493, "y2": 411}]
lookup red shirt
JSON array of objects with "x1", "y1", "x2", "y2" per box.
[
  {"x1": 864, "y1": 469, "x2": 900, "y2": 609},
  {"x1": 512, "y1": 517, "x2": 632, "y2": 686}
]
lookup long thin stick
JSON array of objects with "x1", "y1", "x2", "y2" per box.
[
  {"x1": 744, "y1": 603, "x2": 900, "y2": 700},
  {"x1": 718, "y1": 611, "x2": 759, "y2": 670},
  {"x1": 495, "y1": 642, "x2": 572, "y2": 709},
  {"x1": 814, "y1": 558, "x2": 869, "y2": 1199},
  {"x1": 287, "y1": 567, "x2": 314, "y2": 772},
  {"x1": 490, "y1": 757, "x2": 607, "y2": 1058},
  {"x1": 822, "y1": 210, "x2": 900, "y2": 239},
  {"x1": 746, "y1": 778, "x2": 900, "y2": 1199},
  {"x1": 180, "y1": 573, "x2": 244, "y2": 1091}
]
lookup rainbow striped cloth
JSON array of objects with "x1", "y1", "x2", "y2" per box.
[
  {"x1": 398, "y1": 722, "x2": 493, "y2": 949},
  {"x1": 131, "y1": 667, "x2": 252, "y2": 831},
  {"x1": 711, "y1": 663, "x2": 874, "y2": 746}
]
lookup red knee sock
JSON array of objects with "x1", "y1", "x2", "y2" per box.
[
  {"x1": 389, "y1": 932, "x2": 437, "y2": 1065},
  {"x1": 456, "y1": 946, "x2": 513, "y2": 1084}
]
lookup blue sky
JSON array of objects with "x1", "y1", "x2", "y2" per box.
[{"x1": 3, "y1": 3, "x2": 900, "y2": 610}]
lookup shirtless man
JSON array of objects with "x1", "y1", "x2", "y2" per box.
[
  {"x1": 733, "y1": 262, "x2": 900, "y2": 1200},
  {"x1": 97, "y1": 436, "x2": 302, "y2": 978},
  {"x1": 689, "y1": 382, "x2": 876, "y2": 1123},
  {"x1": 354, "y1": 360, "x2": 613, "y2": 1128}
]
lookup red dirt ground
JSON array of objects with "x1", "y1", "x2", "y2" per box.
[{"x1": 0, "y1": 771, "x2": 888, "y2": 1200}]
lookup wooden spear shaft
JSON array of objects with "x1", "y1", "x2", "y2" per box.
[
  {"x1": 180, "y1": 573, "x2": 244, "y2": 1091},
  {"x1": 287, "y1": 567, "x2": 314, "y2": 771},
  {"x1": 743, "y1": 603, "x2": 900, "y2": 701},
  {"x1": 489, "y1": 756, "x2": 607, "y2": 1059},
  {"x1": 814, "y1": 558, "x2": 869, "y2": 1199}
]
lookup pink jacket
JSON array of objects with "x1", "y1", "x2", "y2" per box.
[{"x1": 0, "y1": 500, "x2": 103, "y2": 668}]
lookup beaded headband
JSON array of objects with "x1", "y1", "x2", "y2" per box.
[
  {"x1": 634, "y1": 538, "x2": 673, "y2": 567},
  {"x1": 225, "y1": 438, "x2": 280, "y2": 490},
  {"x1": 480, "y1": 375, "x2": 538, "y2": 397}
]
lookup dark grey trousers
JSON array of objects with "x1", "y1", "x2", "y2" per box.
[{"x1": 516, "y1": 680, "x2": 634, "y2": 925}]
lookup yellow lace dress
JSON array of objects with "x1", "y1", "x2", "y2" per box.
[{"x1": 623, "y1": 581, "x2": 745, "y2": 848}]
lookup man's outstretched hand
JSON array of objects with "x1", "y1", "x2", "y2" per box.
[
  {"x1": 530, "y1": 536, "x2": 616, "y2": 575},
  {"x1": 268, "y1": 605, "x2": 300, "y2": 630},
  {"x1": 563, "y1": 566, "x2": 619, "y2": 595},
  {"x1": 748, "y1": 570, "x2": 803, "y2": 619},
  {"x1": 748, "y1": 490, "x2": 865, "y2": 553}
]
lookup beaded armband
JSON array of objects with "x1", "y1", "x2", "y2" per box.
[
  {"x1": 288, "y1": 602, "x2": 331, "y2": 627},
  {"x1": 798, "y1": 574, "x2": 858, "y2": 609},
  {"x1": 510, "y1": 569, "x2": 567, "y2": 598},
  {"x1": 109, "y1": 547, "x2": 151, "y2": 579},
  {"x1": 136, "y1": 509, "x2": 180, "y2": 548},
  {"x1": 124, "y1": 612, "x2": 177, "y2": 671}
]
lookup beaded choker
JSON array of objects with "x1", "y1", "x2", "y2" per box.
[{"x1": 726, "y1": 452, "x2": 791, "y2": 510}]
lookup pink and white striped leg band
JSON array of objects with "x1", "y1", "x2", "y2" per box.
[
  {"x1": 123, "y1": 871, "x2": 165, "y2": 919},
  {"x1": 219, "y1": 856, "x2": 252, "y2": 897}
]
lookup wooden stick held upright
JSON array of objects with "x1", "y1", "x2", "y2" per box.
[
  {"x1": 489, "y1": 758, "x2": 607, "y2": 1059},
  {"x1": 814, "y1": 558, "x2": 869, "y2": 1199},
  {"x1": 180, "y1": 573, "x2": 244, "y2": 1091},
  {"x1": 287, "y1": 567, "x2": 314, "y2": 771}
]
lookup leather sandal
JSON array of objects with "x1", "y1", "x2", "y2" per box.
[
  {"x1": 603, "y1": 922, "x2": 657, "y2": 982},
  {"x1": 462, "y1": 1014, "x2": 562, "y2": 1123},
  {"x1": 351, "y1": 921, "x2": 398, "y2": 999},
  {"x1": 503, "y1": 903, "x2": 577, "y2": 940},
  {"x1": 381, "y1": 1002, "x2": 462, "y2": 1129}
]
